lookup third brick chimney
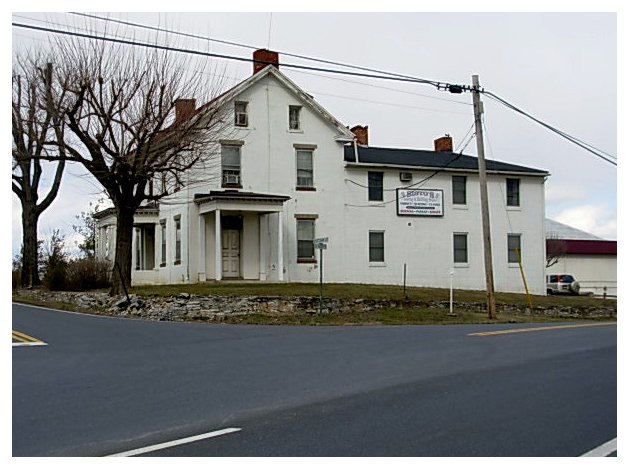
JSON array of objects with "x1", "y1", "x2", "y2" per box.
[
  {"x1": 351, "y1": 125, "x2": 369, "y2": 145},
  {"x1": 434, "y1": 134, "x2": 453, "y2": 152}
]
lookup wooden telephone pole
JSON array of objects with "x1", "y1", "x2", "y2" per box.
[{"x1": 471, "y1": 75, "x2": 497, "y2": 319}]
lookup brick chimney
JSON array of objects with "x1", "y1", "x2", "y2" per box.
[
  {"x1": 174, "y1": 98, "x2": 196, "y2": 125},
  {"x1": 253, "y1": 49, "x2": 279, "y2": 74},
  {"x1": 434, "y1": 134, "x2": 453, "y2": 152},
  {"x1": 350, "y1": 125, "x2": 369, "y2": 145}
]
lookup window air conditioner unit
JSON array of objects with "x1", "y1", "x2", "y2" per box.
[
  {"x1": 235, "y1": 112, "x2": 248, "y2": 126},
  {"x1": 223, "y1": 174, "x2": 240, "y2": 185},
  {"x1": 399, "y1": 172, "x2": 413, "y2": 182}
]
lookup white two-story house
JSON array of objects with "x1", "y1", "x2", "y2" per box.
[{"x1": 95, "y1": 49, "x2": 549, "y2": 294}]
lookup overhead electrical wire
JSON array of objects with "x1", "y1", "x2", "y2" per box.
[
  {"x1": 13, "y1": 16, "x2": 617, "y2": 167},
  {"x1": 483, "y1": 90, "x2": 616, "y2": 166},
  {"x1": 66, "y1": 12, "x2": 447, "y2": 86},
  {"x1": 12, "y1": 21, "x2": 444, "y2": 88}
]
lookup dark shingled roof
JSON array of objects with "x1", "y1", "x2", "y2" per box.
[{"x1": 344, "y1": 146, "x2": 548, "y2": 175}]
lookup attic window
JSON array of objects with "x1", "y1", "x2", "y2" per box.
[
  {"x1": 289, "y1": 105, "x2": 301, "y2": 130},
  {"x1": 234, "y1": 101, "x2": 248, "y2": 127}
]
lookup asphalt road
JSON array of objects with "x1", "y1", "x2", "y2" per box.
[{"x1": 12, "y1": 302, "x2": 617, "y2": 457}]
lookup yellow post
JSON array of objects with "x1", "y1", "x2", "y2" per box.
[{"x1": 515, "y1": 248, "x2": 534, "y2": 310}]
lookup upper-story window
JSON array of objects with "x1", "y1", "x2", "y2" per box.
[
  {"x1": 506, "y1": 178, "x2": 520, "y2": 207},
  {"x1": 234, "y1": 101, "x2": 248, "y2": 127},
  {"x1": 368, "y1": 171, "x2": 384, "y2": 201},
  {"x1": 289, "y1": 105, "x2": 301, "y2": 130},
  {"x1": 296, "y1": 147, "x2": 315, "y2": 189},
  {"x1": 452, "y1": 175, "x2": 467, "y2": 205},
  {"x1": 221, "y1": 144, "x2": 242, "y2": 187}
]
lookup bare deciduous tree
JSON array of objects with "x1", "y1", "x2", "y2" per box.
[
  {"x1": 12, "y1": 58, "x2": 67, "y2": 287},
  {"x1": 51, "y1": 37, "x2": 230, "y2": 295}
]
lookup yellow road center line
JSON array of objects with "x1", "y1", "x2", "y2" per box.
[
  {"x1": 469, "y1": 322, "x2": 616, "y2": 336},
  {"x1": 12, "y1": 329, "x2": 42, "y2": 342},
  {"x1": 12, "y1": 333, "x2": 31, "y2": 343}
]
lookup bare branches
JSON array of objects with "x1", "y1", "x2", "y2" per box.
[
  {"x1": 12, "y1": 54, "x2": 67, "y2": 287},
  {"x1": 546, "y1": 236, "x2": 567, "y2": 269}
]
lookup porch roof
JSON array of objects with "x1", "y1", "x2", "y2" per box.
[{"x1": 194, "y1": 190, "x2": 290, "y2": 214}]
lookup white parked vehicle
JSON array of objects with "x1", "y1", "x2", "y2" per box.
[{"x1": 546, "y1": 274, "x2": 580, "y2": 295}]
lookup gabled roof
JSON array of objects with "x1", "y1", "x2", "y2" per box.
[
  {"x1": 196, "y1": 65, "x2": 355, "y2": 141},
  {"x1": 344, "y1": 146, "x2": 548, "y2": 175}
]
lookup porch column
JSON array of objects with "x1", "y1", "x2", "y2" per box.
[
  {"x1": 277, "y1": 211, "x2": 284, "y2": 281},
  {"x1": 215, "y1": 209, "x2": 222, "y2": 281},
  {"x1": 198, "y1": 214, "x2": 206, "y2": 282}
]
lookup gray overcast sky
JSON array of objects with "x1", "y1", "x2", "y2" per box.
[{"x1": 11, "y1": 10, "x2": 618, "y2": 256}]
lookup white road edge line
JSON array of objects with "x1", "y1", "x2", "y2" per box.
[
  {"x1": 12, "y1": 342, "x2": 48, "y2": 347},
  {"x1": 580, "y1": 437, "x2": 617, "y2": 457},
  {"x1": 105, "y1": 427, "x2": 242, "y2": 457}
]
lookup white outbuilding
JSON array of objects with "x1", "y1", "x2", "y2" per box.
[{"x1": 95, "y1": 50, "x2": 549, "y2": 294}]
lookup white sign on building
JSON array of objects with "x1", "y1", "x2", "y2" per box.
[{"x1": 396, "y1": 189, "x2": 444, "y2": 216}]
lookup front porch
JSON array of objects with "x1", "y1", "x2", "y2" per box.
[{"x1": 195, "y1": 191, "x2": 291, "y2": 282}]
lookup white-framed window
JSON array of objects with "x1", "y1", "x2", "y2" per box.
[
  {"x1": 368, "y1": 171, "x2": 384, "y2": 201},
  {"x1": 221, "y1": 144, "x2": 241, "y2": 187},
  {"x1": 506, "y1": 178, "x2": 520, "y2": 207},
  {"x1": 174, "y1": 216, "x2": 181, "y2": 264},
  {"x1": 453, "y1": 233, "x2": 468, "y2": 263},
  {"x1": 452, "y1": 175, "x2": 467, "y2": 205},
  {"x1": 234, "y1": 101, "x2": 248, "y2": 127},
  {"x1": 160, "y1": 220, "x2": 166, "y2": 266},
  {"x1": 369, "y1": 231, "x2": 385, "y2": 262},
  {"x1": 289, "y1": 105, "x2": 301, "y2": 130},
  {"x1": 296, "y1": 217, "x2": 316, "y2": 262},
  {"x1": 508, "y1": 233, "x2": 521, "y2": 263},
  {"x1": 296, "y1": 149, "x2": 314, "y2": 188}
]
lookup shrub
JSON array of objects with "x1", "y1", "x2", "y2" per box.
[
  {"x1": 64, "y1": 258, "x2": 111, "y2": 291},
  {"x1": 41, "y1": 230, "x2": 69, "y2": 291}
]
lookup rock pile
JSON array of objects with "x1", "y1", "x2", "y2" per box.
[{"x1": 12, "y1": 289, "x2": 616, "y2": 322}]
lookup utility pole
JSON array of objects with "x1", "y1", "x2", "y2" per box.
[{"x1": 471, "y1": 75, "x2": 497, "y2": 319}]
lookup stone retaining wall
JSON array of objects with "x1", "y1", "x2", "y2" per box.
[{"x1": 12, "y1": 290, "x2": 617, "y2": 322}]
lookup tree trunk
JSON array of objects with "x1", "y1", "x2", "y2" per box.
[
  {"x1": 21, "y1": 205, "x2": 40, "y2": 288},
  {"x1": 110, "y1": 206, "x2": 135, "y2": 296}
]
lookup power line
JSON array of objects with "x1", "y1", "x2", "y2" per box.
[
  {"x1": 483, "y1": 90, "x2": 616, "y2": 166},
  {"x1": 23, "y1": 12, "x2": 473, "y2": 109},
  {"x1": 13, "y1": 16, "x2": 470, "y2": 120},
  {"x1": 67, "y1": 12, "x2": 451, "y2": 87},
  {"x1": 13, "y1": 17, "x2": 617, "y2": 167},
  {"x1": 12, "y1": 21, "x2": 445, "y2": 88}
]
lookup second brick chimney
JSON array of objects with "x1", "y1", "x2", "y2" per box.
[
  {"x1": 350, "y1": 125, "x2": 369, "y2": 145},
  {"x1": 174, "y1": 98, "x2": 196, "y2": 125},
  {"x1": 253, "y1": 49, "x2": 279, "y2": 75},
  {"x1": 434, "y1": 134, "x2": 453, "y2": 152}
]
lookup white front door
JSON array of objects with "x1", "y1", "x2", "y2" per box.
[{"x1": 221, "y1": 229, "x2": 240, "y2": 278}]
